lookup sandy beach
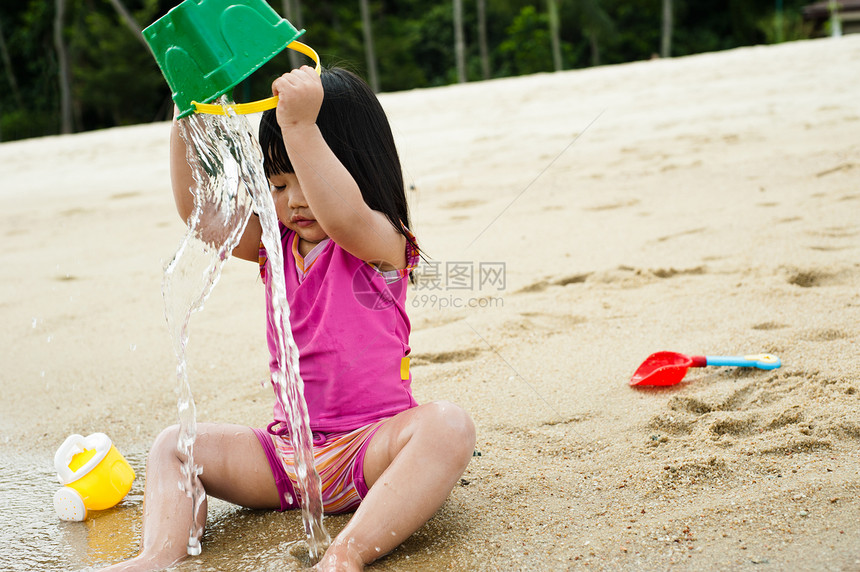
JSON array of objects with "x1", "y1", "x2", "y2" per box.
[{"x1": 1, "y1": 35, "x2": 859, "y2": 570}]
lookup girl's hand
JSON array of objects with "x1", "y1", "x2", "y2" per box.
[{"x1": 272, "y1": 66, "x2": 323, "y2": 131}]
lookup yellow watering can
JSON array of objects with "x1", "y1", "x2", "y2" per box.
[{"x1": 53, "y1": 433, "x2": 135, "y2": 521}]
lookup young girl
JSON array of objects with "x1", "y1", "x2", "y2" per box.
[{"x1": 105, "y1": 66, "x2": 475, "y2": 571}]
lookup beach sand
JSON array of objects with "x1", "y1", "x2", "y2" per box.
[{"x1": 1, "y1": 36, "x2": 859, "y2": 570}]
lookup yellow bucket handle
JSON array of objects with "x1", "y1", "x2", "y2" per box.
[{"x1": 191, "y1": 40, "x2": 321, "y2": 115}]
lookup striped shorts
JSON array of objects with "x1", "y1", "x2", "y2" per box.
[{"x1": 253, "y1": 419, "x2": 387, "y2": 514}]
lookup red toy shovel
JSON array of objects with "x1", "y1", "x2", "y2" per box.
[{"x1": 630, "y1": 352, "x2": 781, "y2": 387}]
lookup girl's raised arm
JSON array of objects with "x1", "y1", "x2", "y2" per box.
[
  {"x1": 169, "y1": 114, "x2": 195, "y2": 223},
  {"x1": 169, "y1": 110, "x2": 262, "y2": 262},
  {"x1": 273, "y1": 68, "x2": 407, "y2": 270}
]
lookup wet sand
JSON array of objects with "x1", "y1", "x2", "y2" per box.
[{"x1": 1, "y1": 36, "x2": 859, "y2": 570}]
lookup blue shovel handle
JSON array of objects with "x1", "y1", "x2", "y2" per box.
[{"x1": 705, "y1": 354, "x2": 781, "y2": 370}]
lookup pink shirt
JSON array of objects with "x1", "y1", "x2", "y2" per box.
[{"x1": 260, "y1": 224, "x2": 420, "y2": 432}]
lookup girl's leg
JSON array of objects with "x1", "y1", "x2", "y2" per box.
[
  {"x1": 102, "y1": 423, "x2": 281, "y2": 571},
  {"x1": 317, "y1": 401, "x2": 476, "y2": 570}
]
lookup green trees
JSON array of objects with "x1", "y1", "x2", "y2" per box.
[
  {"x1": 0, "y1": 0, "x2": 813, "y2": 141},
  {"x1": 1, "y1": 0, "x2": 166, "y2": 140}
]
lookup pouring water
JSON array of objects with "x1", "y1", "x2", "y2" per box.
[{"x1": 164, "y1": 103, "x2": 329, "y2": 560}]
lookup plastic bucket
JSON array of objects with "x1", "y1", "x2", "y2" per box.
[
  {"x1": 55, "y1": 433, "x2": 135, "y2": 511},
  {"x1": 67, "y1": 445, "x2": 135, "y2": 510},
  {"x1": 143, "y1": 0, "x2": 307, "y2": 118}
]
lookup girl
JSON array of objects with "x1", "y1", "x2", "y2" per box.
[{"x1": 105, "y1": 66, "x2": 475, "y2": 571}]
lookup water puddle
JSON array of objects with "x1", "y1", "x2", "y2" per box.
[
  {"x1": 0, "y1": 448, "x2": 145, "y2": 571},
  {"x1": 166, "y1": 101, "x2": 329, "y2": 559},
  {"x1": 0, "y1": 446, "x2": 317, "y2": 571}
]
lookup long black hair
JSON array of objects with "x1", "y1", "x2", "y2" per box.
[{"x1": 258, "y1": 67, "x2": 415, "y2": 255}]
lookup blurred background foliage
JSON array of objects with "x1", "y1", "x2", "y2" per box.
[{"x1": 0, "y1": 0, "x2": 814, "y2": 141}]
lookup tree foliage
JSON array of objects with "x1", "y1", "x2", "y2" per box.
[{"x1": 0, "y1": 0, "x2": 814, "y2": 141}]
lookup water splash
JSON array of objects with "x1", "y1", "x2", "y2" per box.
[
  {"x1": 163, "y1": 108, "x2": 254, "y2": 555},
  {"x1": 164, "y1": 100, "x2": 329, "y2": 559}
]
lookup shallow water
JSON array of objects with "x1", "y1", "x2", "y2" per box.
[
  {"x1": 0, "y1": 448, "x2": 146, "y2": 571},
  {"x1": 0, "y1": 447, "x2": 330, "y2": 571}
]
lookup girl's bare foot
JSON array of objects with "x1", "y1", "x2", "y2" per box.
[{"x1": 314, "y1": 537, "x2": 366, "y2": 572}]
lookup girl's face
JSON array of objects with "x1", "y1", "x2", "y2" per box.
[{"x1": 269, "y1": 172, "x2": 328, "y2": 245}]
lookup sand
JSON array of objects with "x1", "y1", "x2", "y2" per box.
[{"x1": 1, "y1": 36, "x2": 859, "y2": 570}]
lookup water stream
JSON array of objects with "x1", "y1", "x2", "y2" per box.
[{"x1": 163, "y1": 101, "x2": 329, "y2": 560}]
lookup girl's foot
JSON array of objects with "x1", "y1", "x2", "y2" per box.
[{"x1": 314, "y1": 538, "x2": 365, "y2": 572}]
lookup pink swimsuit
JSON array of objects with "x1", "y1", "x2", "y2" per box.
[{"x1": 253, "y1": 223, "x2": 419, "y2": 513}]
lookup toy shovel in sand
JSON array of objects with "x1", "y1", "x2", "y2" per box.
[{"x1": 629, "y1": 351, "x2": 781, "y2": 387}]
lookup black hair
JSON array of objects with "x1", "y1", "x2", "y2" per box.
[{"x1": 258, "y1": 67, "x2": 416, "y2": 262}]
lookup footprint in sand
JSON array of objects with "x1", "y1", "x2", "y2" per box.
[
  {"x1": 751, "y1": 321, "x2": 787, "y2": 331},
  {"x1": 784, "y1": 267, "x2": 853, "y2": 288},
  {"x1": 516, "y1": 311, "x2": 587, "y2": 333},
  {"x1": 412, "y1": 313, "x2": 465, "y2": 331},
  {"x1": 814, "y1": 163, "x2": 856, "y2": 178},
  {"x1": 584, "y1": 265, "x2": 707, "y2": 289},
  {"x1": 776, "y1": 216, "x2": 802, "y2": 224},
  {"x1": 59, "y1": 207, "x2": 93, "y2": 217},
  {"x1": 806, "y1": 225, "x2": 859, "y2": 239},
  {"x1": 804, "y1": 226, "x2": 859, "y2": 251},
  {"x1": 409, "y1": 347, "x2": 483, "y2": 367},
  {"x1": 515, "y1": 272, "x2": 591, "y2": 294},
  {"x1": 655, "y1": 227, "x2": 708, "y2": 243},
  {"x1": 584, "y1": 199, "x2": 640, "y2": 212},
  {"x1": 799, "y1": 328, "x2": 849, "y2": 342},
  {"x1": 110, "y1": 191, "x2": 142, "y2": 200},
  {"x1": 441, "y1": 199, "x2": 486, "y2": 209},
  {"x1": 643, "y1": 367, "x2": 859, "y2": 486}
]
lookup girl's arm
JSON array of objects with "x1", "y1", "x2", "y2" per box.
[
  {"x1": 169, "y1": 113, "x2": 195, "y2": 223},
  {"x1": 273, "y1": 67, "x2": 407, "y2": 270},
  {"x1": 169, "y1": 109, "x2": 262, "y2": 262}
]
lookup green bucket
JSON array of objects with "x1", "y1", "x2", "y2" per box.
[{"x1": 143, "y1": 0, "x2": 307, "y2": 118}]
